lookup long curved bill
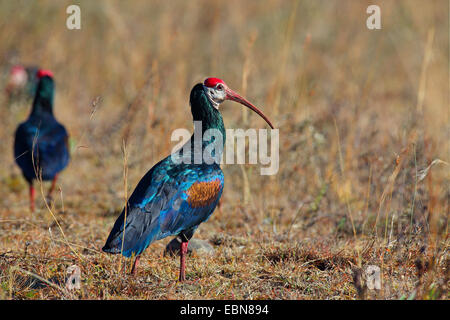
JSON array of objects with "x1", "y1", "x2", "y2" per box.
[{"x1": 225, "y1": 88, "x2": 274, "y2": 129}]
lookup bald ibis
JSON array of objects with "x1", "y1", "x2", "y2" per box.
[
  {"x1": 103, "y1": 77, "x2": 274, "y2": 281},
  {"x1": 6, "y1": 65, "x2": 39, "y2": 101},
  {"x1": 14, "y1": 70, "x2": 70, "y2": 212}
]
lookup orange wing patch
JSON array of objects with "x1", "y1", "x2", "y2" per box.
[{"x1": 186, "y1": 179, "x2": 222, "y2": 208}]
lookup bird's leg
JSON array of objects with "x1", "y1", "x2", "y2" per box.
[
  {"x1": 130, "y1": 255, "x2": 140, "y2": 276},
  {"x1": 179, "y1": 240, "x2": 189, "y2": 282},
  {"x1": 29, "y1": 183, "x2": 35, "y2": 213},
  {"x1": 47, "y1": 174, "x2": 58, "y2": 201}
]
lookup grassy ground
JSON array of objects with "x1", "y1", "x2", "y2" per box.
[{"x1": 0, "y1": 0, "x2": 448, "y2": 299}]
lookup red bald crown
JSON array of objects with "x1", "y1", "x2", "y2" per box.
[
  {"x1": 37, "y1": 69, "x2": 54, "y2": 79},
  {"x1": 11, "y1": 65, "x2": 25, "y2": 74},
  {"x1": 204, "y1": 77, "x2": 225, "y2": 88}
]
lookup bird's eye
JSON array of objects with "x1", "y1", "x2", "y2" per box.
[{"x1": 216, "y1": 84, "x2": 224, "y2": 91}]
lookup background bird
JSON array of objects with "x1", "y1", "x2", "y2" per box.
[
  {"x1": 14, "y1": 69, "x2": 70, "y2": 212},
  {"x1": 103, "y1": 77, "x2": 274, "y2": 281},
  {"x1": 6, "y1": 65, "x2": 39, "y2": 102}
]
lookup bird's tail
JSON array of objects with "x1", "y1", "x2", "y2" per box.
[{"x1": 102, "y1": 209, "x2": 127, "y2": 255}]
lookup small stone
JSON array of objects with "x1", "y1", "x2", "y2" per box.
[
  {"x1": 365, "y1": 265, "x2": 381, "y2": 290},
  {"x1": 65, "y1": 265, "x2": 81, "y2": 290},
  {"x1": 164, "y1": 238, "x2": 215, "y2": 256}
]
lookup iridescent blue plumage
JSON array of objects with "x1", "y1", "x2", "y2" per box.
[
  {"x1": 14, "y1": 72, "x2": 70, "y2": 211},
  {"x1": 103, "y1": 78, "x2": 273, "y2": 280},
  {"x1": 103, "y1": 158, "x2": 224, "y2": 257},
  {"x1": 103, "y1": 83, "x2": 225, "y2": 258},
  {"x1": 14, "y1": 116, "x2": 69, "y2": 182}
]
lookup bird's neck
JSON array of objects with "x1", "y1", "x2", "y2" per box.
[
  {"x1": 30, "y1": 80, "x2": 54, "y2": 117},
  {"x1": 186, "y1": 84, "x2": 227, "y2": 163},
  {"x1": 194, "y1": 108, "x2": 226, "y2": 140},
  {"x1": 31, "y1": 96, "x2": 54, "y2": 117},
  {"x1": 185, "y1": 110, "x2": 225, "y2": 164}
]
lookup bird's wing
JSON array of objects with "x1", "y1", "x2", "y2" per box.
[
  {"x1": 103, "y1": 158, "x2": 224, "y2": 257},
  {"x1": 14, "y1": 122, "x2": 38, "y2": 180},
  {"x1": 14, "y1": 123, "x2": 31, "y2": 160},
  {"x1": 36, "y1": 123, "x2": 69, "y2": 165},
  {"x1": 14, "y1": 121, "x2": 69, "y2": 180}
]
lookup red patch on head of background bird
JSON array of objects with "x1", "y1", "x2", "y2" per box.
[
  {"x1": 11, "y1": 65, "x2": 25, "y2": 74},
  {"x1": 37, "y1": 69, "x2": 54, "y2": 79},
  {"x1": 204, "y1": 77, "x2": 225, "y2": 88}
]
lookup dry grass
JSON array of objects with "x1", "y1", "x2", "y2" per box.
[{"x1": 0, "y1": 0, "x2": 448, "y2": 300}]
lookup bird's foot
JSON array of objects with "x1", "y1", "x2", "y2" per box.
[{"x1": 130, "y1": 255, "x2": 140, "y2": 276}]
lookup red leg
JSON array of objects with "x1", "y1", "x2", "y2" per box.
[
  {"x1": 29, "y1": 183, "x2": 35, "y2": 212},
  {"x1": 131, "y1": 255, "x2": 140, "y2": 276},
  {"x1": 48, "y1": 174, "x2": 58, "y2": 199},
  {"x1": 179, "y1": 241, "x2": 188, "y2": 281}
]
